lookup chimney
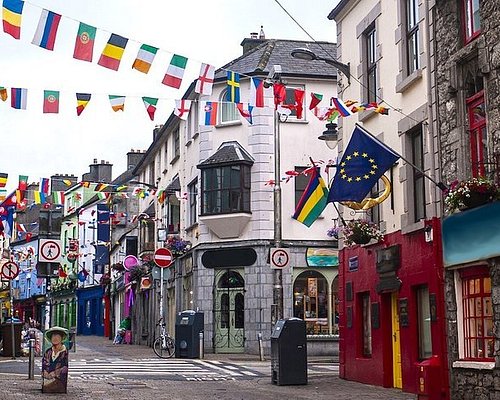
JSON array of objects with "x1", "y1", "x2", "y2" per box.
[
  {"x1": 240, "y1": 26, "x2": 267, "y2": 55},
  {"x1": 83, "y1": 159, "x2": 113, "y2": 183},
  {"x1": 127, "y1": 149, "x2": 144, "y2": 171},
  {"x1": 153, "y1": 125, "x2": 164, "y2": 141}
]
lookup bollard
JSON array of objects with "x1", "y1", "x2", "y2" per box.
[
  {"x1": 199, "y1": 331, "x2": 204, "y2": 359},
  {"x1": 258, "y1": 332, "x2": 265, "y2": 361},
  {"x1": 28, "y1": 339, "x2": 35, "y2": 380}
]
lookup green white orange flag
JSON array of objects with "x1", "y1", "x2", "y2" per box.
[
  {"x1": 132, "y1": 44, "x2": 158, "y2": 74},
  {"x1": 43, "y1": 90, "x2": 59, "y2": 113},
  {"x1": 142, "y1": 97, "x2": 158, "y2": 121},
  {"x1": 76, "y1": 93, "x2": 91, "y2": 116},
  {"x1": 162, "y1": 54, "x2": 188, "y2": 89},
  {"x1": 109, "y1": 95, "x2": 125, "y2": 112},
  {"x1": 52, "y1": 191, "x2": 65, "y2": 205},
  {"x1": 0, "y1": 87, "x2": 7, "y2": 101}
]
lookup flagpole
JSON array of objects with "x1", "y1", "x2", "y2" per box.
[{"x1": 354, "y1": 123, "x2": 447, "y2": 191}]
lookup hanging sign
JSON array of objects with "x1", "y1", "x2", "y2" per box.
[
  {"x1": 38, "y1": 239, "x2": 62, "y2": 263},
  {"x1": 270, "y1": 248, "x2": 290, "y2": 269},
  {"x1": 1, "y1": 261, "x2": 20, "y2": 280}
]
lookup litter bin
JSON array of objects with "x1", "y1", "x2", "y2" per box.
[
  {"x1": 271, "y1": 318, "x2": 307, "y2": 385},
  {"x1": 1, "y1": 322, "x2": 23, "y2": 357},
  {"x1": 175, "y1": 310, "x2": 204, "y2": 358}
]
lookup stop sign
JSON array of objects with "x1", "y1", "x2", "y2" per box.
[{"x1": 154, "y1": 248, "x2": 174, "y2": 268}]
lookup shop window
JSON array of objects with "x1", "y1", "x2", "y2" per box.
[
  {"x1": 416, "y1": 286, "x2": 432, "y2": 359},
  {"x1": 462, "y1": 0, "x2": 481, "y2": 44},
  {"x1": 360, "y1": 292, "x2": 372, "y2": 357},
  {"x1": 460, "y1": 268, "x2": 493, "y2": 360},
  {"x1": 293, "y1": 271, "x2": 328, "y2": 335}
]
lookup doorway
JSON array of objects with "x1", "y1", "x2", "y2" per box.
[
  {"x1": 391, "y1": 293, "x2": 402, "y2": 388},
  {"x1": 214, "y1": 270, "x2": 245, "y2": 353}
]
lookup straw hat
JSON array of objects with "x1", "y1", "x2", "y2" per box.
[{"x1": 45, "y1": 326, "x2": 68, "y2": 340}]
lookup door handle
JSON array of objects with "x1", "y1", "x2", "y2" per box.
[{"x1": 393, "y1": 333, "x2": 397, "y2": 342}]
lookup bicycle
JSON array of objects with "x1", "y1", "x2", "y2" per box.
[{"x1": 153, "y1": 318, "x2": 175, "y2": 358}]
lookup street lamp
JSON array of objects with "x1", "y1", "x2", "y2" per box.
[
  {"x1": 291, "y1": 48, "x2": 351, "y2": 84},
  {"x1": 318, "y1": 122, "x2": 339, "y2": 150}
]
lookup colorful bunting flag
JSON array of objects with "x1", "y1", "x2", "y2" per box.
[
  {"x1": 81, "y1": 181, "x2": 90, "y2": 188},
  {"x1": 0, "y1": 173, "x2": 7, "y2": 188},
  {"x1": 52, "y1": 191, "x2": 64, "y2": 205},
  {"x1": 142, "y1": 97, "x2": 158, "y2": 121},
  {"x1": 116, "y1": 185, "x2": 127, "y2": 191},
  {"x1": 96, "y1": 192, "x2": 111, "y2": 201},
  {"x1": 250, "y1": 77, "x2": 265, "y2": 108},
  {"x1": 201, "y1": 101, "x2": 218, "y2": 126},
  {"x1": 331, "y1": 97, "x2": 354, "y2": 117},
  {"x1": 273, "y1": 83, "x2": 286, "y2": 108},
  {"x1": 132, "y1": 44, "x2": 158, "y2": 74},
  {"x1": 40, "y1": 177, "x2": 50, "y2": 194},
  {"x1": 2, "y1": 0, "x2": 24, "y2": 39},
  {"x1": 76, "y1": 93, "x2": 91, "y2": 116},
  {"x1": 18, "y1": 175, "x2": 27, "y2": 191},
  {"x1": 43, "y1": 90, "x2": 59, "y2": 114},
  {"x1": 292, "y1": 167, "x2": 329, "y2": 227},
  {"x1": 226, "y1": 71, "x2": 240, "y2": 103},
  {"x1": 309, "y1": 92, "x2": 323, "y2": 110},
  {"x1": 0, "y1": 86, "x2": 7, "y2": 101},
  {"x1": 109, "y1": 95, "x2": 125, "y2": 112},
  {"x1": 32, "y1": 9, "x2": 61, "y2": 51},
  {"x1": 63, "y1": 179, "x2": 72, "y2": 186},
  {"x1": 94, "y1": 183, "x2": 109, "y2": 192},
  {"x1": 15, "y1": 222, "x2": 26, "y2": 234},
  {"x1": 10, "y1": 87, "x2": 27, "y2": 109},
  {"x1": 73, "y1": 22, "x2": 96, "y2": 62},
  {"x1": 294, "y1": 89, "x2": 305, "y2": 119},
  {"x1": 0, "y1": 189, "x2": 6, "y2": 201},
  {"x1": 162, "y1": 54, "x2": 188, "y2": 88},
  {"x1": 236, "y1": 103, "x2": 254, "y2": 124},
  {"x1": 15, "y1": 189, "x2": 23, "y2": 205},
  {"x1": 174, "y1": 99, "x2": 192, "y2": 120},
  {"x1": 195, "y1": 63, "x2": 215, "y2": 95},
  {"x1": 98, "y1": 33, "x2": 128, "y2": 71},
  {"x1": 33, "y1": 191, "x2": 46, "y2": 204}
]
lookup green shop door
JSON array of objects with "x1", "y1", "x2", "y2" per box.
[{"x1": 214, "y1": 270, "x2": 245, "y2": 353}]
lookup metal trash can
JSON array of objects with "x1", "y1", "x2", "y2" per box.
[
  {"x1": 1, "y1": 322, "x2": 23, "y2": 357},
  {"x1": 271, "y1": 318, "x2": 307, "y2": 385},
  {"x1": 175, "y1": 310, "x2": 204, "y2": 358}
]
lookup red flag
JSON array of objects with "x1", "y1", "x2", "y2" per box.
[
  {"x1": 58, "y1": 267, "x2": 67, "y2": 278},
  {"x1": 273, "y1": 84, "x2": 286, "y2": 109},
  {"x1": 309, "y1": 92, "x2": 323, "y2": 110},
  {"x1": 295, "y1": 89, "x2": 305, "y2": 119}
]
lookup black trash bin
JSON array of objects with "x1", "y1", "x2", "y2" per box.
[
  {"x1": 271, "y1": 318, "x2": 307, "y2": 385},
  {"x1": 1, "y1": 322, "x2": 23, "y2": 357},
  {"x1": 175, "y1": 310, "x2": 204, "y2": 358}
]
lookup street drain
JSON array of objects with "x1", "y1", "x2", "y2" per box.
[{"x1": 108, "y1": 382, "x2": 149, "y2": 389}]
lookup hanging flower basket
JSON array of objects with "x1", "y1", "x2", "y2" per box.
[
  {"x1": 165, "y1": 235, "x2": 191, "y2": 256},
  {"x1": 343, "y1": 220, "x2": 383, "y2": 246},
  {"x1": 326, "y1": 227, "x2": 341, "y2": 240},
  {"x1": 444, "y1": 177, "x2": 498, "y2": 213}
]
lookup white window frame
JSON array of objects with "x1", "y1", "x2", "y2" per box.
[{"x1": 218, "y1": 89, "x2": 239, "y2": 125}]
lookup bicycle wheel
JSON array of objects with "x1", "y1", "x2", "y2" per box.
[{"x1": 153, "y1": 336, "x2": 175, "y2": 358}]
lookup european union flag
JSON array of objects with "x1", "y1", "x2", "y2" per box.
[{"x1": 328, "y1": 125, "x2": 400, "y2": 202}]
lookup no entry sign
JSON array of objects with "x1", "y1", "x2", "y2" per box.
[
  {"x1": 1, "y1": 261, "x2": 20, "y2": 280},
  {"x1": 154, "y1": 248, "x2": 174, "y2": 268}
]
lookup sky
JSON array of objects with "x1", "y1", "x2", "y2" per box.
[{"x1": 0, "y1": 0, "x2": 339, "y2": 193}]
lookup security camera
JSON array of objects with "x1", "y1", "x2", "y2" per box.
[
  {"x1": 263, "y1": 78, "x2": 273, "y2": 88},
  {"x1": 264, "y1": 65, "x2": 282, "y2": 86}
]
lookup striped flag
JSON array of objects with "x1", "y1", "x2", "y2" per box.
[
  {"x1": 18, "y1": 175, "x2": 28, "y2": 190},
  {"x1": 76, "y1": 93, "x2": 91, "y2": 116},
  {"x1": 2, "y1": 0, "x2": 24, "y2": 39},
  {"x1": 0, "y1": 189, "x2": 6, "y2": 201},
  {"x1": 73, "y1": 22, "x2": 96, "y2": 62},
  {"x1": 16, "y1": 222, "x2": 26, "y2": 233},
  {"x1": 195, "y1": 63, "x2": 215, "y2": 95},
  {"x1": 201, "y1": 101, "x2": 218, "y2": 126},
  {"x1": 96, "y1": 192, "x2": 110, "y2": 201},
  {"x1": 94, "y1": 183, "x2": 109, "y2": 192},
  {"x1": 132, "y1": 44, "x2": 158, "y2": 74},
  {"x1": 331, "y1": 97, "x2": 354, "y2": 117},
  {"x1": 250, "y1": 77, "x2": 265, "y2": 108},
  {"x1": 32, "y1": 9, "x2": 61, "y2": 51},
  {"x1": 62, "y1": 179, "x2": 73, "y2": 186},
  {"x1": 43, "y1": 90, "x2": 59, "y2": 113},
  {"x1": 109, "y1": 95, "x2": 125, "y2": 112},
  {"x1": 40, "y1": 177, "x2": 50, "y2": 194},
  {"x1": 236, "y1": 103, "x2": 254, "y2": 124},
  {"x1": 33, "y1": 191, "x2": 46, "y2": 205},
  {"x1": 0, "y1": 173, "x2": 7, "y2": 187},
  {"x1": 0, "y1": 87, "x2": 7, "y2": 101},
  {"x1": 292, "y1": 167, "x2": 329, "y2": 227},
  {"x1": 142, "y1": 97, "x2": 158, "y2": 121},
  {"x1": 98, "y1": 33, "x2": 128, "y2": 71},
  {"x1": 174, "y1": 99, "x2": 192, "y2": 120},
  {"x1": 10, "y1": 87, "x2": 27, "y2": 109},
  {"x1": 162, "y1": 54, "x2": 188, "y2": 88},
  {"x1": 52, "y1": 191, "x2": 65, "y2": 205}
]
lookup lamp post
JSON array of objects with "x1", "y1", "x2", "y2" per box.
[{"x1": 291, "y1": 48, "x2": 351, "y2": 84}]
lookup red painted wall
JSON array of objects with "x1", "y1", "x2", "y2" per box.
[{"x1": 339, "y1": 218, "x2": 449, "y2": 399}]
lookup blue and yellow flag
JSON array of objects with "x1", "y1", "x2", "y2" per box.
[
  {"x1": 328, "y1": 125, "x2": 399, "y2": 202},
  {"x1": 293, "y1": 167, "x2": 329, "y2": 227},
  {"x1": 226, "y1": 71, "x2": 240, "y2": 103}
]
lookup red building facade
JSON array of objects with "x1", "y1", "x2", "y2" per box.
[{"x1": 338, "y1": 218, "x2": 449, "y2": 399}]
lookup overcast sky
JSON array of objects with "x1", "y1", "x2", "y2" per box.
[{"x1": 0, "y1": 0, "x2": 338, "y2": 192}]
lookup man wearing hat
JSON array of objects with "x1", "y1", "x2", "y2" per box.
[{"x1": 42, "y1": 326, "x2": 69, "y2": 393}]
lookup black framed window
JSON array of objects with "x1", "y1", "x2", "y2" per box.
[
  {"x1": 173, "y1": 128, "x2": 180, "y2": 160},
  {"x1": 188, "y1": 179, "x2": 198, "y2": 226},
  {"x1": 411, "y1": 125, "x2": 426, "y2": 222},
  {"x1": 365, "y1": 25, "x2": 377, "y2": 103},
  {"x1": 406, "y1": 0, "x2": 419, "y2": 74},
  {"x1": 201, "y1": 164, "x2": 251, "y2": 215},
  {"x1": 294, "y1": 167, "x2": 308, "y2": 206}
]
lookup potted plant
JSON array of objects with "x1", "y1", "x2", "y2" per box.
[
  {"x1": 165, "y1": 235, "x2": 191, "y2": 256},
  {"x1": 326, "y1": 226, "x2": 341, "y2": 240},
  {"x1": 444, "y1": 177, "x2": 498, "y2": 213},
  {"x1": 343, "y1": 219, "x2": 383, "y2": 246}
]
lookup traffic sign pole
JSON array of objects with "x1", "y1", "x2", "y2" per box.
[
  {"x1": 159, "y1": 267, "x2": 164, "y2": 324},
  {"x1": 154, "y1": 248, "x2": 174, "y2": 326},
  {"x1": 9, "y1": 282, "x2": 15, "y2": 360}
]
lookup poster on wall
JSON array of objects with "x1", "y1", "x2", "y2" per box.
[{"x1": 305, "y1": 248, "x2": 338, "y2": 267}]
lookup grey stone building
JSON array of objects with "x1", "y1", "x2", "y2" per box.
[{"x1": 435, "y1": 0, "x2": 500, "y2": 398}]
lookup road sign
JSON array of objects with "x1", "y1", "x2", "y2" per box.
[
  {"x1": 270, "y1": 248, "x2": 290, "y2": 269},
  {"x1": 39, "y1": 239, "x2": 62, "y2": 263},
  {"x1": 123, "y1": 255, "x2": 139, "y2": 271},
  {"x1": 1, "y1": 261, "x2": 20, "y2": 280},
  {"x1": 154, "y1": 248, "x2": 174, "y2": 268}
]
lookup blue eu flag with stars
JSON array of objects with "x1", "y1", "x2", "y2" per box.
[{"x1": 328, "y1": 125, "x2": 400, "y2": 202}]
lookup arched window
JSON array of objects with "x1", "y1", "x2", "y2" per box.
[
  {"x1": 293, "y1": 270, "x2": 328, "y2": 335},
  {"x1": 219, "y1": 89, "x2": 239, "y2": 124}
]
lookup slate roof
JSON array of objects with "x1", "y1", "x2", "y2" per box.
[
  {"x1": 214, "y1": 39, "x2": 337, "y2": 80},
  {"x1": 197, "y1": 142, "x2": 255, "y2": 168}
]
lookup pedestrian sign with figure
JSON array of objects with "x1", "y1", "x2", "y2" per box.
[
  {"x1": 39, "y1": 239, "x2": 62, "y2": 263},
  {"x1": 271, "y1": 248, "x2": 290, "y2": 269}
]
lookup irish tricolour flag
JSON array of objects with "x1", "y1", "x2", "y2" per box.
[
  {"x1": 132, "y1": 43, "x2": 158, "y2": 74},
  {"x1": 109, "y1": 95, "x2": 125, "y2": 112},
  {"x1": 162, "y1": 54, "x2": 188, "y2": 89}
]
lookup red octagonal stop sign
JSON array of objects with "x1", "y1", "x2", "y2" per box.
[{"x1": 154, "y1": 248, "x2": 174, "y2": 268}]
